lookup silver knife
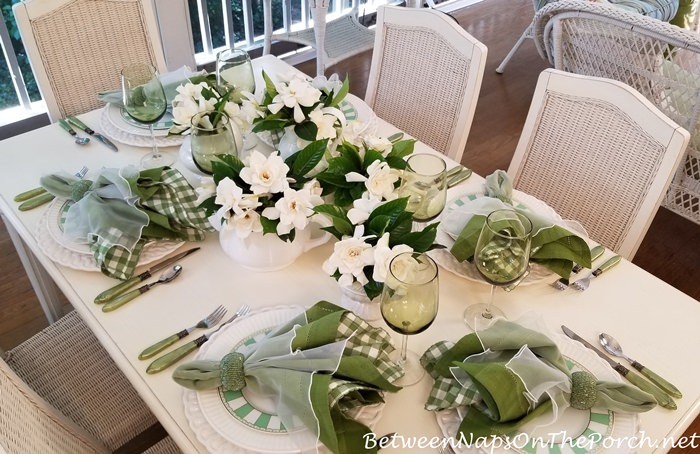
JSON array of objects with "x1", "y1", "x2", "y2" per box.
[
  {"x1": 93, "y1": 247, "x2": 200, "y2": 304},
  {"x1": 67, "y1": 115, "x2": 119, "y2": 152},
  {"x1": 146, "y1": 310, "x2": 245, "y2": 374},
  {"x1": 561, "y1": 325, "x2": 676, "y2": 410}
]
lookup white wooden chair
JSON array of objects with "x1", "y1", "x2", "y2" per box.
[
  {"x1": 364, "y1": 5, "x2": 487, "y2": 163},
  {"x1": 533, "y1": 0, "x2": 700, "y2": 226},
  {"x1": 13, "y1": 0, "x2": 168, "y2": 122},
  {"x1": 508, "y1": 69, "x2": 689, "y2": 259},
  {"x1": 0, "y1": 311, "x2": 181, "y2": 454},
  {"x1": 262, "y1": 0, "x2": 375, "y2": 76}
]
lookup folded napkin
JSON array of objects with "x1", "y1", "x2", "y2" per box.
[
  {"x1": 97, "y1": 65, "x2": 205, "y2": 106},
  {"x1": 443, "y1": 170, "x2": 592, "y2": 278},
  {"x1": 40, "y1": 166, "x2": 213, "y2": 279},
  {"x1": 420, "y1": 317, "x2": 656, "y2": 439},
  {"x1": 173, "y1": 301, "x2": 403, "y2": 454}
]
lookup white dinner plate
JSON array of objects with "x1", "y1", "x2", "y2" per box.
[
  {"x1": 434, "y1": 333, "x2": 640, "y2": 454},
  {"x1": 36, "y1": 198, "x2": 184, "y2": 271},
  {"x1": 430, "y1": 190, "x2": 559, "y2": 286},
  {"x1": 183, "y1": 305, "x2": 385, "y2": 454},
  {"x1": 100, "y1": 105, "x2": 185, "y2": 148}
]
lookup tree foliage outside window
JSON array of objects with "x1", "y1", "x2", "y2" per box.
[{"x1": 0, "y1": 0, "x2": 40, "y2": 109}]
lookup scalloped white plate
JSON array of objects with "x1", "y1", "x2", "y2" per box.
[
  {"x1": 184, "y1": 305, "x2": 385, "y2": 454},
  {"x1": 100, "y1": 105, "x2": 184, "y2": 148},
  {"x1": 36, "y1": 199, "x2": 184, "y2": 271},
  {"x1": 434, "y1": 333, "x2": 640, "y2": 454}
]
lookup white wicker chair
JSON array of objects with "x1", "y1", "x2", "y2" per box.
[
  {"x1": 0, "y1": 311, "x2": 181, "y2": 454},
  {"x1": 496, "y1": 0, "x2": 679, "y2": 74},
  {"x1": 262, "y1": 0, "x2": 375, "y2": 76},
  {"x1": 533, "y1": 0, "x2": 700, "y2": 226},
  {"x1": 13, "y1": 0, "x2": 168, "y2": 122},
  {"x1": 364, "y1": 5, "x2": 487, "y2": 163},
  {"x1": 508, "y1": 69, "x2": 689, "y2": 259}
]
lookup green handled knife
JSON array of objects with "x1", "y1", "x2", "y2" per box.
[
  {"x1": 94, "y1": 247, "x2": 200, "y2": 304},
  {"x1": 146, "y1": 311, "x2": 244, "y2": 374},
  {"x1": 562, "y1": 325, "x2": 676, "y2": 410}
]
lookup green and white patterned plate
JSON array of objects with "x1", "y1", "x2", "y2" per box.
[
  {"x1": 189, "y1": 305, "x2": 384, "y2": 454},
  {"x1": 435, "y1": 334, "x2": 639, "y2": 454}
]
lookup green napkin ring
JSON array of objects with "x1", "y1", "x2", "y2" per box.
[
  {"x1": 221, "y1": 352, "x2": 246, "y2": 391},
  {"x1": 570, "y1": 370, "x2": 597, "y2": 410},
  {"x1": 71, "y1": 179, "x2": 93, "y2": 201}
]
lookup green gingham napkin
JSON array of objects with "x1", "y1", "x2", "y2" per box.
[
  {"x1": 41, "y1": 166, "x2": 213, "y2": 279},
  {"x1": 420, "y1": 318, "x2": 656, "y2": 439},
  {"x1": 173, "y1": 301, "x2": 403, "y2": 454},
  {"x1": 444, "y1": 170, "x2": 592, "y2": 279}
]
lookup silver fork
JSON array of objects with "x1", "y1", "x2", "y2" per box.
[
  {"x1": 146, "y1": 304, "x2": 251, "y2": 374},
  {"x1": 16, "y1": 166, "x2": 89, "y2": 211},
  {"x1": 138, "y1": 305, "x2": 228, "y2": 359},
  {"x1": 571, "y1": 256, "x2": 621, "y2": 291}
]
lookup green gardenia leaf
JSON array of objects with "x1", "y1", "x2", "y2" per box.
[
  {"x1": 252, "y1": 118, "x2": 288, "y2": 132},
  {"x1": 363, "y1": 280, "x2": 383, "y2": 301},
  {"x1": 394, "y1": 223, "x2": 440, "y2": 252},
  {"x1": 367, "y1": 215, "x2": 391, "y2": 238},
  {"x1": 211, "y1": 155, "x2": 244, "y2": 185},
  {"x1": 314, "y1": 204, "x2": 353, "y2": 238},
  {"x1": 294, "y1": 121, "x2": 318, "y2": 142},
  {"x1": 291, "y1": 139, "x2": 328, "y2": 178},
  {"x1": 367, "y1": 198, "x2": 409, "y2": 227},
  {"x1": 262, "y1": 71, "x2": 278, "y2": 99},
  {"x1": 385, "y1": 156, "x2": 408, "y2": 170},
  {"x1": 260, "y1": 216, "x2": 279, "y2": 236},
  {"x1": 387, "y1": 139, "x2": 416, "y2": 160},
  {"x1": 363, "y1": 149, "x2": 384, "y2": 169},
  {"x1": 329, "y1": 75, "x2": 350, "y2": 107}
]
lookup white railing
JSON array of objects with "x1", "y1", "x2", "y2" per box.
[{"x1": 191, "y1": 0, "x2": 389, "y2": 64}]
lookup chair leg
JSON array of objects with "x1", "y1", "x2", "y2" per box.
[
  {"x1": 495, "y1": 25, "x2": 532, "y2": 74},
  {"x1": 1, "y1": 215, "x2": 64, "y2": 323}
]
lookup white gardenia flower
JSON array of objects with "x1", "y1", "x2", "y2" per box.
[
  {"x1": 341, "y1": 120, "x2": 369, "y2": 147},
  {"x1": 214, "y1": 177, "x2": 261, "y2": 216},
  {"x1": 239, "y1": 151, "x2": 290, "y2": 195},
  {"x1": 347, "y1": 160, "x2": 399, "y2": 201},
  {"x1": 372, "y1": 233, "x2": 414, "y2": 283},
  {"x1": 308, "y1": 108, "x2": 339, "y2": 140},
  {"x1": 223, "y1": 209, "x2": 264, "y2": 239},
  {"x1": 195, "y1": 177, "x2": 217, "y2": 205},
  {"x1": 262, "y1": 187, "x2": 316, "y2": 235},
  {"x1": 347, "y1": 193, "x2": 383, "y2": 225},
  {"x1": 171, "y1": 97, "x2": 200, "y2": 131},
  {"x1": 365, "y1": 136, "x2": 393, "y2": 155},
  {"x1": 268, "y1": 77, "x2": 322, "y2": 123},
  {"x1": 322, "y1": 226, "x2": 376, "y2": 287},
  {"x1": 311, "y1": 73, "x2": 343, "y2": 93}
]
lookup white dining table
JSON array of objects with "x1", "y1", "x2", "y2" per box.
[{"x1": 0, "y1": 55, "x2": 699, "y2": 454}]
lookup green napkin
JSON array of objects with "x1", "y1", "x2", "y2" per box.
[
  {"x1": 420, "y1": 319, "x2": 657, "y2": 439},
  {"x1": 173, "y1": 301, "x2": 403, "y2": 454},
  {"x1": 444, "y1": 170, "x2": 592, "y2": 278},
  {"x1": 40, "y1": 166, "x2": 213, "y2": 279}
]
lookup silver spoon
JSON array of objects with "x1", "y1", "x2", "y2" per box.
[
  {"x1": 58, "y1": 118, "x2": 90, "y2": 145},
  {"x1": 102, "y1": 265, "x2": 183, "y2": 312},
  {"x1": 599, "y1": 332, "x2": 682, "y2": 398}
]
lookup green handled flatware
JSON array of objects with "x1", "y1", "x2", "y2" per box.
[
  {"x1": 94, "y1": 247, "x2": 200, "y2": 304},
  {"x1": 146, "y1": 304, "x2": 250, "y2": 374},
  {"x1": 14, "y1": 187, "x2": 47, "y2": 202},
  {"x1": 562, "y1": 325, "x2": 676, "y2": 410},
  {"x1": 102, "y1": 265, "x2": 182, "y2": 312},
  {"x1": 67, "y1": 115, "x2": 118, "y2": 152},
  {"x1": 138, "y1": 305, "x2": 227, "y2": 360},
  {"x1": 599, "y1": 332, "x2": 682, "y2": 399},
  {"x1": 571, "y1": 255, "x2": 621, "y2": 290},
  {"x1": 18, "y1": 192, "x2": 55, "y2": 211},
  {"x1": 15, "y1": 166, "x2": 88, "y2": 211}
]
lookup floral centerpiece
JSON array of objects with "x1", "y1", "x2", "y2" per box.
[
  {"x1": 314, "y1": 136, "x2": 443, "y2": 301},
  {"x1": 168, "y1": 74, "x2": 258, "y2": 135},
  {"x1": 196, "y1": 139, "x2": 328, "y2": 240},
  {"x1": 247, "y1": 72, "x2": 350, "y2": 151}
]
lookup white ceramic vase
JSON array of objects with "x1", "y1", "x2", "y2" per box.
[
  {"x1": 338, "y1": 281, "x2": 381, "y2": 321},
  {"x1": 219, "y1": 226, "x2": 330, "y2": 272}
]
